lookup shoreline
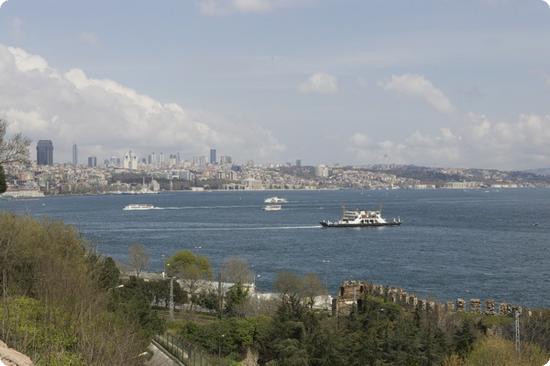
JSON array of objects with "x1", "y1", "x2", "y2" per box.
[{"x1": 3, "y1": 185, "x2": 549, "y2": 200}]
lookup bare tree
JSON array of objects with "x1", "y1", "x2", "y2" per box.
[
  {"x1": 301, "y1": 273, "x2": 327, "y2": 309},
  {"x1": 128, "y1": 243, "x2": 149, "y2": 278},
  {"x1": 0, "y1": 120, "x2": 30, "y2": 166},
  {"x1": 221, "y1": 257, "x2": 254, "y2": 286}
]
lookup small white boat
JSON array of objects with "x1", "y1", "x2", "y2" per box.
[
  {"x1": 123, "y1": 204, "x2": 157, "y2": 211},
  {"x1": 263, "y1": 204, "x2": 282, "y2": 211},
  {"x1": 264, "y1": 196, "x2": 288, "y2": 204}
]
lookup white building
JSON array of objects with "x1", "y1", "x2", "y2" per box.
[
  {"x1": 315, "y1": 164, "x2": 330, "y2": 178},
  {"x1": 123, "y1": 150, "x2": 138, "y2": 170}
]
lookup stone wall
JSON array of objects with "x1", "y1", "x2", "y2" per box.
[{"x1": 333, "y1": 280, "x2": 527, "y2": 318}]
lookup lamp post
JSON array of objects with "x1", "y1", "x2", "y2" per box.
[
  {"x1": 218, "y1": 333, "x2": 225, "y2": 363},
  {"x1": 166, "y1": 262, "x2": 174, "y2": 321}
]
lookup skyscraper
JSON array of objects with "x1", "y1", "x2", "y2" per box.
[
  {"x1": 72, "y1": 144, "x2": 78, "y2": 166},
  {"x1": 210, "y1": 148, "x2": 217, "y2": 164},
  {"x1": 36, "y1": 140, "x2": 54, "y2": 166},
  {"x1": 123, "y1": 150, "x2": 138, "y2": 170},
  {"x1": 87, "y1": 156, "x2": 97, "y2": 167}
]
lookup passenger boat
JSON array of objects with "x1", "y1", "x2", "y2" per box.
[
  {"x1": 264, "y1": 197, "x2": 288, "y2": 204},
  {"x1": 263, "y1": 204, "x2": 282, "y2": 211},
  {"x1": 320, "y1": 207, "x2": 400, "y2": 228},
  {"x1": 123, "y1": 204, "x2": 157, "y2": 211}
]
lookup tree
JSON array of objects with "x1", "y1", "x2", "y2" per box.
[
  {"x1": 166, "y1": 250, "x2": 212, "y2": 311},
  {"x1": 99, "y1": 257, "x2": 120, "y2": 289},
  {"x1": 225, "y1": 284, "x2": 249, "y2": 317},
  {"x1": 454, "y1": 319, "x2": 476, "y2": 358},
  {"x1": 221, "y1": 258, "x2": 254, "y2": 317},
  {"x1": 128, "y1": 243, "x2": 149, "y2": 278},
  {"x1": 221, "y1": 257, "x2": 254, "y2": 286},
  {"x1": 301, "y1": 273, "x2": 326, "y2": 310},
  {"x1": 274, "y1": 272, "x2": 304, "y2": 321},
  {"x1": 0, "y1": 120, "x2": 30, "y2": 166},
  {"x1": 0, "y1": 165, "x2": 6, "y2": 194}
]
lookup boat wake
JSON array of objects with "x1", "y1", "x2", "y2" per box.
[
  {"x1": 156, "y1": 205, "x2": 258, "y2": 210},
  {"x1": 88, "y1": 225, "x2": 322, "y2": 232}
]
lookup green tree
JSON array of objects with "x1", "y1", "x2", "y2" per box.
[
  {"x1": 275, "y1": 272, "x2": 304, "y2": 321},
  {"x1": 0, "y1": 165, "x2": 6, "y2": 194},
  {"x1": 98, "y1": 257, "x2": 120, "y2": 289},
  {"x1": 166, "y1": 250, "x2": 212, "y2": 311},
  {"x1": 454, "y1": 319, "x2": 476, "y2": 358},
  {"x1": 225, "y1": 284, "x2": 249, "y2": 317}
]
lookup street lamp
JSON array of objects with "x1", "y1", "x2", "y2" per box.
[
  {"x1": 166, "y1": 262, "x2": 175, "y2": 321},
  {"x1": 218, "y1": 334, "x2": 225, "y2": 362}
]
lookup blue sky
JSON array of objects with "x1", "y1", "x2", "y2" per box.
[{"x1": 1, "y1": 0, "x2": 550, "y2": 169}]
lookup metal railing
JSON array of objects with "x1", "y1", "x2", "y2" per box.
[{"x1": 154, "y1": 333, "x2": 229, "y2": 366}]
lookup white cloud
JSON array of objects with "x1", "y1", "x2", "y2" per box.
[
  {"x1": 0, "y1": 0, "x2": 8, "y2": 9},
  {"x1": 379, "y1": 74, "x2": 455, "y2": 113},
  {"x1": 197, "y1": 0, "x2": 309, "y2": 15},
  {"x1": 299, "y1": 72, "x2": 339, "y2": 94},
  {"x1": 0, "y1": 44, "x2": 284, "y2": 162},
  {"x1": 349, "y1": 113, "x2": 550, "y2": 169},
  {"x1": 79, "y1": 32, "x2": 99, "y2": 46},
  {"x1": 542, "y1": 0, "x2": 550, "y2": 8}
]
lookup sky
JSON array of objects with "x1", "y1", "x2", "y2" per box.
[{"x1": 1, "y1": 0, "x2": 550, "y2": 169}]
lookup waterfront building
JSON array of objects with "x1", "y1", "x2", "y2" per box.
[
  {"x1": 72, "y1": 144, "x2": 78, "y2": 166},
  {"x1": 210, "y1": 148, "x2": 217, "y2": 164},
  {"x1": 87, "y1": 156, "x2": 97, "y2": 168},
  {"x1": 36, "y1": 140, "x2": 54, "y2": 166}
]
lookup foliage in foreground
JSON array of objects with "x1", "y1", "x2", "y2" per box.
[
  {"x1": 170, "y1": 289, "x2": 550, "y2": 366},
  {"x1": 0, "y1": 214, "x2": 163, "y2": 365}
]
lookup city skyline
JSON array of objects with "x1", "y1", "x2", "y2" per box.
[{"x1": 2, "y1": 1, "x2": 550, "y2": 169}]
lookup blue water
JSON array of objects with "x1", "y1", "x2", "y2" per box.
[{"x1": 1, "y1": 189, "x2": 549, "y2": 307}]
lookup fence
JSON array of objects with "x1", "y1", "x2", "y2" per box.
[{"x1": 154, "y1": 333, "x2": 229, "y2": 366}]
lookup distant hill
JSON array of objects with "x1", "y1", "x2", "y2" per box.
[{"x1": 525, "y1": 168, "x2": 550, "y2": 177}]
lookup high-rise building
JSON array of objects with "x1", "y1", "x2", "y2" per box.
[
  {"x1": 314, "y1": 164, "x2": 330, "y2": 178},
  {"x1": 210, "y1": 148, "x2": 217, "y2": 164},
  {"x1": 123, "y1": 150, "x2": 138, "y2": 170},
  {"x1": 169, "y1": 154, "x2": 177, "y2": 167},
  {"x1": 36, "y1": 140, "x2": 54, "y2": 166},
  {"x1": 220, "y1": 155, "x2": 232, "y2": 165},
  {"x1": 87, "y1": 156, "x2": 97, "y2": 167},
  {"x1": 72, "y1": 144, "x2": 78, "y2": 166},
  {"x1": 295, "y1": 159, "x2": 302, "y2": 167}
]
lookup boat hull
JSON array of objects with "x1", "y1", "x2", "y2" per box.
[{"x1": 320, "y1": 221, "x2": 401, "y2": 228}]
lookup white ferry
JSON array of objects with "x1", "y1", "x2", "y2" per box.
[
  {"x1": 320, "y1": 208, "x2": 400, "y2": 228},
  {"x1": 264, "y1": 196, "x2": 288, "y2": 204},
  {"x1": 263, "y1": 204, "x2": 282, "y2": 211},
  {"x1": 123, "y1": 204, "x2": 157, "y2": 211}
]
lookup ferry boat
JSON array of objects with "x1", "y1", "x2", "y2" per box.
[
  {"x1": 320, "y1": 208, "x2": 400, "y2": 228},
  {"x1": 263, "y1": 204, "x2": 282, "y2": 211},
  {"x1": 264, "y1": 196, "x2": 288, "y2": 204},
  {"x1": 123, "y1": 204, "x2": 157, "y2": 211}
]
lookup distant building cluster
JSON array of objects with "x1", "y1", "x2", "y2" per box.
[{"x1": 0, "y1": 139, "x2": 546, "y2": 197}]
